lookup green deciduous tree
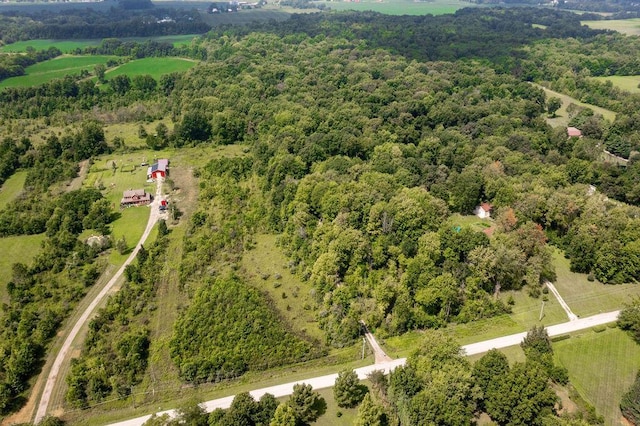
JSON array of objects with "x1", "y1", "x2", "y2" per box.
[
  {"x1": 620, "y1": 371, "x2": 640, "y2": 426},
  {"x1": 618, "y1": 297, "x2": 640, "y2": 344},
  {"x1": 269, "y1": 403, "x2": 297, "y2": 426},
  {"x1": 354, "y1": 393, "x2": 387, "y2": 426}
]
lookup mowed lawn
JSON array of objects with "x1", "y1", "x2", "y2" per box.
[
  {"x1": 315, "y1": 0, "x2": 468, "y2": 15},
  {"x1": 105, "y1": 57, "x2": 196, "y2": 80},
  {"x1": 582, "y1": 18, "x2": 640, "y2": 36},
  {"x1": 593, "y1": 75, "x2": 640, "y2": 94},
  {"x1": 537, "y1": 85, "x2": 617, "y2": 128},
  {"x1": 550, "y1": 248, "x2": 640, "y2": 318},
  {"x1": 0, "y1": 55, "x2": 116, "y2": 88},
  {"x1": 554, "y1": 328, "x2": 640, "y2": 425}
]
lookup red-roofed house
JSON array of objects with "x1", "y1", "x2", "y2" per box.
[
  {"x1": 567, "y1": 127, "x2": 582, "y2": 138},
  {"x1": 475, "y1": 203, "x2": 492, "y2": 219}
]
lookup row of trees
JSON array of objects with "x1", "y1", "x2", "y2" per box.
[
  {"x1": 0, "y1": 46, "x2": 61, "y2": 82},
  {"x1": 619, "y1": 299, "x2": 640, "y2": 424}
]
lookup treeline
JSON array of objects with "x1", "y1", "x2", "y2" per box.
[
  {"x1": 78, "y1": 38, "x2": 207, "y2": 61},
  {"x1": 0, "y1": 46, "x2": 61, "y2": 82},
  {"x1": 0, "y1": 188, "x2": 116, "y2": 413},
  {"x1": 66, "y1": 232, "x2": 167, "y2": 407},
  {"x1": 0, "y1": 8, "x2": 209, "y2": 44}
]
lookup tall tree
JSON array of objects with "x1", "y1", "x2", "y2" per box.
[
  {"x1": 287, "y1": 383, "x2": 325, "y2": 425},
  {"x1": 333, "y1": 370, "x2": 368, "y2": 408}
]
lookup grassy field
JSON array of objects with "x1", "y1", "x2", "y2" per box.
[
  {"x1": 537, "y1": 85, "x2": 617, "y2": 128},
  {"x1": 593, "y1": 75, "x2": 640, "y2": 94},
  {"x1": 241, "y1": 234, "x2": 325, "y2": 342},
  {"x1": 0, "y1": 55, "x2": 116, "y2": 89},
  {"x1": 105, "y1": 57, "x2": 197, "y2": 80},
  {"x1": 0, "y1": 35, "x2": 201, "y2": 53},
  {"x1": 554, "y1": 327, "x2": 640, "y2": 425},
  {"x1": 582, "y1": 18, "x2": 640, "y2": 36},
  {"x1": 550, "y1": 248, "x2": 640, "y2": 318},
  {"x1": 0, "y1": 170, "x2": 27, "y2": 209},
  {"x1": 0, "y1": 233, "x2": 46, "y2": 302},
  {"x1": 315, "y1": 0, "x2": 469, "y2": 15}
]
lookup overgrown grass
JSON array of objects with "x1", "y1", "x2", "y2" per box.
[
  {"x1": 0, "y1": 55, "x2": 117, "y2": 88},
  {"x1": 593, "y1": 75, "x2": 640, "y2": 94},
  {"x1": 0, "y1": 233, "x2": 46, "y2": 302},
  {"x1": 241, "y1": 233, "x2": 325, "y2": 342},
  {"x1": 0, "y1": 170, "x2": 27, "y2": 208},
  {"x1": 104, "y1": 57, "x2": 196, "y2": 81},
  {"x1": 537, "y1": 85, "x2": 617, "y2": 128},
  {"x1": 316, "y1": 0, "x2": 468, "y2": 15},
  {"x1": 550, "y1": 248, "x2": 640, "y2": 317},
  {"x1": 554, "y1": 327, "x2": 640, "y2": 425},
  {"x1": 0, "y1": 35, "x2": 201, "y2": 53},
  {"x1": 582, "y1": 18, "x2": 640, "y2": 36}
]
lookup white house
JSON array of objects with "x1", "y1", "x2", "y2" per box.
[{"x1": 475, "y1": 202, "x2": 492, "y2": 219}]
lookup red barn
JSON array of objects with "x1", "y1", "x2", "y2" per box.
[{"x1": 147, "y1": 159, "x2": 169, "y2": 180}]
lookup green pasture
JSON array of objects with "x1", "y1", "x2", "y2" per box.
[
  {"x1": 554, "y1": 328, "x2": 640, "y2": 425},
  {"x1": 593, "y1": 75, "x2": 640, "y2": 94},
  {"x1": 315, "y1": 0, "x2": 468, "y2": 15},
  {"x1": 0, "y1": 170, "x2": 27, "y2": 209},
  {"x1": 0, "y1": 34, "x2": 201, "y2": 53},
  {"x1": 551, "y1": 248, "x2": 640, "y2": 318},
  {"x1": 582, "y1": 18, "x2": 640, "y2": 36},
  {"x1": 538, "y1": 85, "x2": 617, "y2": 127},
  {"x1": 0, "y1": 55, "x2": 116, "y2": 89},
  {"x1": 0, "y1": 233, "x2": 46, "y2": 302},
  {"x1": 105, "y1": 57, "x2": 196, "y2": 80},
  {"x1": 242, "y1": 233, "x2": 325, "y2": 342}
]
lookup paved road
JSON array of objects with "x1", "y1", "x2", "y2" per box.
[
  {"x1": 34, "y1": 180, "x2": 164, "y2": 424},
  {"x1": 545, "y1": 281, "x2": 579, "y2": 321},
  {"x1": 107, "y1": 309, "x2": 620, "y2": 426}
]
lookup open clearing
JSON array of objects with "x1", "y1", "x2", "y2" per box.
[
  {"x1": 537, "y1": 85, "x2": 617, "y2": 127},
  {"x1": 0, "y1": 233, "x2": 46, "y2": 302},
  {"x1": 593, "y1": 75, "x2": 640, "y2": 94},
  {"x1": 582, "y1": 18, "x2": 640, "y2": 36},
  {"x1": 0, "y1": 55, "x2": 116, "y2": 89},
  {"x1": 314, "y1": 0, "x2": 468, "y2": 15},
  {"x1": 104, "y1": 57, "x2": 197, "y2": 80},
  {"x1": 554, "y1": 327, "x2": 640, "y2": 426},
  {"x1": 551, "y1": 248, "x2": 640, "y2": 318},
  {"x1": 0, "y1": 35, "x2": 201, "y2": 53},
  {"x1": 0, "y1": 170, "x2": 27, "y2": 208}
]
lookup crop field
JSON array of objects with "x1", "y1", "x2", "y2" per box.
[
  {"x1": 0, "y1": 35, "x2": 201, "y2": 53},
  {"x1": 314, "y1": 0, "x2": 470, "y2": 15},
  {"x1": 582, "y1": 18, "x2": 640, "y2": 36},
  {"x1": 0, "y1": 55, "x2": 116, "y2": 89},
  {"x1": 593, "y1": 75, "x2": 640, "y2": 94},
  {"x1": 551, "y1": 248, "x2": 640, "y2": 317},
  {"x1": 104, "y1": 57, "x2": 197, "y2": 80},
  {"x1": 554, "y1": 327, "x2": 640, "y2": 425}
]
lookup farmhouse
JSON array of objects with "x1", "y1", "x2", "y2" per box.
[
  {"x1": 120, "y1": 189, "x2": 151, "y2": 207},
  {"x1": 474, "y1": 202, "x2": 492, "y2": 219},
  {"x1": 147, "y1": 158, "x2": 169, "y2": 180},
  {"x1": 567, "y1": 127, "x2": 582, "y2": 138}
]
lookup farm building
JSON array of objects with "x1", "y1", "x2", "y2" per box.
[
  {"x1": 474, "y1": 202, "x2": 492, "y2": 219},
  {"x1": 120, "y1": 189, "x2": 151, "y2": 207},
  {"x1": 147, "y1": 158, "x2": 169, "y2": 180}
]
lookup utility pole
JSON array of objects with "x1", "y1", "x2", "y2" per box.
[
  {"x1": 539, "y1": 301, "x2": 545, "y2": 321},
  {"x1": 362, "y1": 337, "x2": 366, "y2": 360}
]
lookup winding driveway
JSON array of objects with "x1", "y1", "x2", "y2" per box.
[{"x1": 33, "y1": 179, "x2": 164, "y2": 424}]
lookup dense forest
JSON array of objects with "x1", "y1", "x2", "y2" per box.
[{"x1": 1, "y1": 4, "x2": 640, "y2": 424}]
